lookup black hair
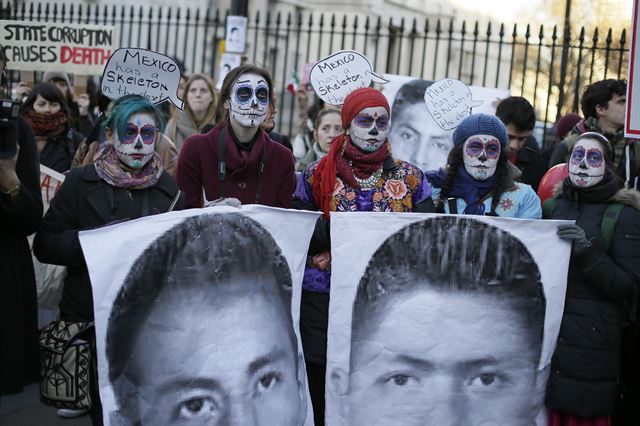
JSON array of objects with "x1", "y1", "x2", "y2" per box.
[
  {"x1": 495, "y1": 96, "x2": 536, "y2": 131},
  {"x1": 106, "y1": 213, "x2": 295, "y2": 415},
  {"x1": 580, "y1": 79, "x2": 626, "y2": 120},
  {"x1": 20, "y1": 82, "x2": 70, "y2": 117},
  {"x1": 351, "y1": 216, "x2": 545, "y2": 365},
  {"x1": 439, "y1": 143, "x2": 514, "y2": 213},
  {"x1": 391, "y1": 79, "x2": 434, "y2": 117}
]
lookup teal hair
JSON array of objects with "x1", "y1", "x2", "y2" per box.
[{"x1": 103, "y1": 95, "x2": 165, "y2": 140}]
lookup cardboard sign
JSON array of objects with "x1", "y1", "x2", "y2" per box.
[
  {"x1": 0, "y1": 20, "x2": 115, "y2": 75},
  {"x1": 424, "y1": 78, "x2": 483, "y2": 130},
  {"x1": 310, "y1": 50, "x2": 389, "y2": 105},
  {"x1": 39, "y1": 164, "x2": 65, "y2": 213},
  {"x1": 326, "y1": 213, "x2": 571, "y2": 426},
  {"x1": 100, "y1": 48, "x2": 184, "y2": 110},
  {"x1": 225, "y1": 15, "x2": 248, "y2": 54},
  {"x1": 626, "y1": 0, "x2": 640, "y2": 137},
  {"x1": 216, "y1": 52, "x2": 242, "y2": 90}
]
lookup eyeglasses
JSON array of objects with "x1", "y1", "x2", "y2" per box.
[{"x1": 121, "y1": 123, "x2": 157, "y2": 145}]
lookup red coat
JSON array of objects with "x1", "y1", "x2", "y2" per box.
[{"x1": 177, "y1": 123, "x2": 295, "y2": 208}]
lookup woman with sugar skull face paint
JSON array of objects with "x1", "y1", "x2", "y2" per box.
[
  {"x1": 33, "y1": 95, "x2": 185, "y2": 425},
  {"x1": 177, "y1": 64, "x2": 295, "y2": 208},
  {"x1": 542, "y1": 132, "x2": 640, "y2": 426},
  {"x1": 292, "y1": 87, "x2": 435, "y2": 426},
  {"x1": 426, "y1": 113, "x2": 542, "y2": 218}
]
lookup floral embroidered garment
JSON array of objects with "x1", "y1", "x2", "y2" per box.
[{"x1": 295, "y1": 158, "x2": 431, "y2": 293}]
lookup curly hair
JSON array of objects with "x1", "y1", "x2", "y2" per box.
[{"x1": 439, "y1": 143, "x2": 514, "y2": 213}]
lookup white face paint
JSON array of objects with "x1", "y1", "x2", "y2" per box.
[
  {"x1": 462, "y1": 134, "x2": 501, "y2": 181},
  {"x1": 348, "y1": 106, "x2": 390, "y2": 152},
  {"x1": 112, "y1": 112, "x2": 157, "y2": 169},
  {"x1": 228, "y1": 72, "x2": 270, "y2": 129},
  {"x1": 568, "y1": 137, "x2": 605, "y2": 188}
]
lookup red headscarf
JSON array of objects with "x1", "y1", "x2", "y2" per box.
[{"x1": 312, "y1": 87, "x2": 391, "y2": 219}]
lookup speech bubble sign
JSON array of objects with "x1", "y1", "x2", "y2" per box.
[
  {"x1": 100, "y1": 48, "x2": 184, "y2": 110},
  {"x1": 424, "y1": 78, "x2": 483, "y2": 130},
  {"x1": 309, "y1": 50, "x2": 389, "y2": 105}
]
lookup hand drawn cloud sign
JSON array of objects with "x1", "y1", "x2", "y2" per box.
[
  {"x1": 100, "y1": 48, "x2": 184, "y2": 110},
  {"x1": 424, "y1": 78, "x2": 483, "y2": 130},
  {"x1": 310, "y1": 50, "x2": 389, "y2": 105}
]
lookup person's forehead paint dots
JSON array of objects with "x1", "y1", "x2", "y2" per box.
[
  {"x1": 336, "y1": 217, "x2": 545, "y2": 426},
  {"x1": 106, "y1": 214, "x2": 306, "y2": 426}
]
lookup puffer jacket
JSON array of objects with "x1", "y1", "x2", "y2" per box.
[{"x1": 545, "y1": 177, "x2": 640, "y2": 417}]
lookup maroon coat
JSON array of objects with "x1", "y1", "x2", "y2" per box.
[{"x1": 177, "y1": 123, "x2": 295, "y2": 208}]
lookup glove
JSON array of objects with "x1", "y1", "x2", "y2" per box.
[
  {"x1": 557, "y1": 224, "x2": 591, "y2": 255},
  {"x1": 204, "y1": 197, "x2": 242, "y2": 209}
]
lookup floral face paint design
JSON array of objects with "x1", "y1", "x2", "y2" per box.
[
  {"x1": 228, "y1": 72, "x2": 270, "y2": 128},
  {"x1": 113, "y1": 112, "x2": 157, "y2": 169},
  {"x1": 462, "y1": 135, "x2": 501, "y2": 181},
  {"x1": 348, "y1": 106, "x2": 390, "y2": 152},
  {"x1": 568, "y1": 137, "x2": 605, "y2": 188}
]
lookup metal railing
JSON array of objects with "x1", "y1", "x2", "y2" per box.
[{"x1": 1, "y1": 1, "x2": 630, "y2": 140}]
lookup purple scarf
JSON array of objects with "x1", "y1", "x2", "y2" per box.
[{"x1": 93, "y1": 143, "x2": 163, "y2": 189}]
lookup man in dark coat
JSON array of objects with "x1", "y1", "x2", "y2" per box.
[
  {"x1": 0, "y1": 48, "x2": 43, "y2": 395},
  {"x1": 496, "y1": 96, "x2": 548, "y2": 191}
]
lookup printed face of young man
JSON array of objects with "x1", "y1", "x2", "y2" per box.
[
  {"x1": 337, "y1": 287, "x2": 541, "y2": 426},
  {"x1": 463, "y1": 134, "x2": 501, "y2": 181},
  {"x1": 388, "y1": 101, "x2": 453, "y2": 171},
  {"x1": 348, "y1": 106, "x2": 390, "y2": 152},
  {"x1": 110, "y1": 112, "x2": 157, "y2": 169},
  {"x1": 126, "y1": 273, "x2": 305, "y2": 426},
  {"x1": 568, "y1": 137, "x2": 605, "y2": 188},
  {"x1": 227, "y1": 72, "x2": 270, "y2": 129}
]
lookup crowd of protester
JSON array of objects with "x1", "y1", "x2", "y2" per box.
[{"x1": 1, "y1": 40, "x2": 639, "y2": 426}]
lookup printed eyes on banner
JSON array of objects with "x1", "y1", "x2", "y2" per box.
[
  {"x1": 424, "y1": 79, "x2": 483, "y2": 131},
  {"x1": 309, "y1": 50, "x2": 389, "y2": 106}
]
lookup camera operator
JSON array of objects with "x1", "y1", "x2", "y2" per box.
[{"x1": 0, "y1": 44, "x2": 44, "y2": 396}]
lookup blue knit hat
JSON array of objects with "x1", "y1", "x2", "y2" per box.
[{"x1": 453, "y1": 114, "x2": 508, "y2": 148}]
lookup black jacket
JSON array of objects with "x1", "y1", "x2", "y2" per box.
[
  {"x1": 33, "y1": 164, "x2": 184, "y2": 322},
  {"x1": 545, "y1": 178, "x2": 640, "y2": 417},
  {"x1": 40, "y1": 128, "x2": 84, "y2": 174},
  {"x1": 514, "y1": 137, "x2": 547, "y2": 192},
  {"x1": 0, "y1": 117, "x2": 43, "y2": 394}
]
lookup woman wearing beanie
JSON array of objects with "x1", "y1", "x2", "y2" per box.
[
  {"x1": 293, "y1": 87, "x2": 435, "y2": 425},
  {"x1": 543, "y1": 132, "x2": 640, "y2": 426},
  {"x1": 20, "y1": 83, "x2": 84, "y2": 174},
  {"x1": 34, "y1": 95, "x2": 184, "y2": 424},
  {"x1": 426, "y1": 113, "x2": 542, "y2": 218}
]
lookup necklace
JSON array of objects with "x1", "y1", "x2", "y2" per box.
[{"x1": 349, "y1": 160, "x2": 383, "y2": 189}]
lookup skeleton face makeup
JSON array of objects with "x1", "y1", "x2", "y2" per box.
[
  {"x1": 348, "y1": 106, "x2": 390, "y2": 152},
  {"x1": 569, "y1": 138, "x2": 605, "y2": 188},
  {"x1": 228, "y1": 72, "x2": 270, "y2": 128},
  {"x1": 463, "y1": 135, "x2": 501, "y2": 181},
  {"x1": 112, "y1": 112, "x2": 157, "y2": 169}
]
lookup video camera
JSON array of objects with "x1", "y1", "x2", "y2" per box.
[{"x1": 0, "y1": 98, "x2": 19, "y2": 159}]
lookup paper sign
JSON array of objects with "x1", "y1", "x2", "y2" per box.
[
  {"x1": 310, "y1": 50, "x2": 389, "y2": 105},
  {"x1": 301, "y1": 62, "x2": 314, "y2": 91},
  {"x1": 424, "y1": 78, "x2": 483, "y2": 130},
  {"x1": 39, "y1": 164, "x2": 65, "y2": 213},
  {"x1": 216, "y1": 52, "x2": 242, "y2": 90},
  {"x1": 100, "y1": 48, "x2": 184, "y2": 110},
  {"x1": 0, "y1": 20, "x2": 115, "y2": 75},
  {"x1": 225, "y1": 15, "x2": 248, "y2": 54},
  {"x1": 626, "y1": 0, "x2": 640, "y2": 137}
]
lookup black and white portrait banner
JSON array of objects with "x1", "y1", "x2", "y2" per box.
[
  {"x1": 79, "y1": 205, "x2": 320, "y2": 426},
  {"x1": 326, "y1": 213, "x2": 572, "y2": 426}
]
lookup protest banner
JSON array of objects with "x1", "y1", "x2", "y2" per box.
[
  {"x1": 79, "y1": 205, "x2": 319, "y2": 426},
  {"x1": 626, "y1": 0, "x2": 640, "y2": 137},
  {"x1": 100, "y1": 48, "x2": 184, "y2": 109},
  {"x1": 39, "y1": 164, "x2": 65, "y2": 213},
  {"x1": 381, "y1": 74, "x2": 509, "y2": 171},
  {"x1": 326, "y1": 212, "x2": 571, "y2": 426},
  {"x1": 225, "y1": 15, "x2": 248, "y2": 54},
  {"x1": 0, "y1": 20, "x2": 115, "y2": 75},
  {"x1": 310, "y1": 50, "x2": 389, "y2": 105}
]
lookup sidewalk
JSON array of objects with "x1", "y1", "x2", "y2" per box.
[{"x1": 0, "y1": 384, "x2": 91, "y2": 426}]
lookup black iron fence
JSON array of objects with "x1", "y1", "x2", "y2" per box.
[{"x1": 0, "y1": 1, "x2": 630, "y2": 140}]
